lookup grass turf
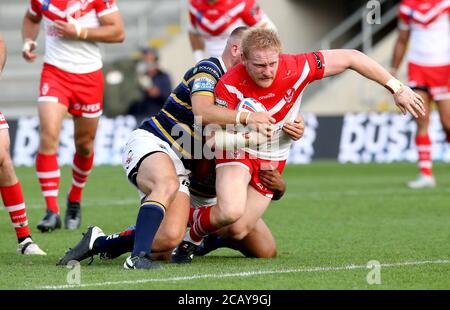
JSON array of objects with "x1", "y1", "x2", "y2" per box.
[{"x1": 0, "y1": 162, "x2": 449, "y2": 290}]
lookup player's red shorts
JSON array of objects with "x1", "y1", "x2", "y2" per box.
[
  {"x1": 38, "y1": 63, "x2": 104, "y2": 118},
  {"x1": 216, "y1": 150, "x2": 286, "y2": 198},
  {"x1": 408, "y1": 63, "x2": 450, "y2": 101},
  {"x1": 0, "y1": 112, "x2": 9, "y2": 130}
]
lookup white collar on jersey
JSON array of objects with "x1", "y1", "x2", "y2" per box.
[{"x1": 218, "y1": 57, "x2": 227, "y2": 73}]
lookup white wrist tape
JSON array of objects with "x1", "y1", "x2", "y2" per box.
[
  {"x1": 244, "y1": 112, "x2": 251, "y2": 125},
  {"x1": 235, "y1": 111, "x2": 243, "y2": 125},
  {"x1": 193, "y1": 49, "x2": 205, "y2": 63},
  {"x1": 22, "y1": 39, "x2": 37, "y2": 52},
  {"x1": 385, "y1": 77, "x2": 403, "y2": 94},
  {"x1": 67, "y1": 15, "x2": 81, "y2": 38}
]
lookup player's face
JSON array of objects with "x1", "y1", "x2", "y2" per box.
[{"x1": 243, "y1": 48, "x2": 279, "y2": 88}]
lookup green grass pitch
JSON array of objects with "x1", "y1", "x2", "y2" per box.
[{"x1": 0, "y1": 162, "x2": 449, "y2": 290}]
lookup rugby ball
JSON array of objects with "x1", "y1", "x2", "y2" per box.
[{"x1": 236, "y1": 98, "x2": 267, "y2": 113}]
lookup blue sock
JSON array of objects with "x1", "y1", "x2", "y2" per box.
[
  {"x1": 92, "y1": 226, "x2": 136, "y2": 259},
  {"x1": 132, "y1": 201, "x2": 165, "y2": 257}
]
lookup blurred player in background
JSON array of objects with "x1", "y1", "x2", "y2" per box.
[
  {"x1": 0, "y1": 32, "x2": 46, "y2": 255},
  {"x1": 188, "y1": 0, "x2": 275, "y2": 62},
  {"x1": 172, "y1": 28, "x2": 426, "y2": 263},
  {"x1": 22, "y1": 0, "x2": 125, "y2": 232},
  {"x1": 390, "y1": 0, "x2": 450, "y2": 188}
]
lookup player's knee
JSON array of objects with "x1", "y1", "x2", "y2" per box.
[
  {"x1": 152, "y1": 177, "x2": 179, "y2": 202},
  {"x1": 40, "y1": 131, "x2": 59, "y2": 151},
  {"x1": 74, "y1": 138, "x2": 94, "y2": 157},
  {"x1": 217, "y1": 208, "x2": 245, "y2": 226},
  {"x1": 0, "y1": 150, "x2": 8, "y2": 169},
  {"x1": 0, "y1": 153, "x2": 15, "y2": 180},
  {"x1": 441, "y1": 122, "x2": 450, "y2": 137},
  {"x1": 226, "y1": 224, "x2": 250, "y2": 241},
  {"x1": 156, "y1": 228, "x2": 184, "y2": 251},
  {"x1": 256, "y1": 246, "x2": 277, "y2": 258}
]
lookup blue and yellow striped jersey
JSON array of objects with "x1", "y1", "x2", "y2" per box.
[{"x1": 140, "y1": 57, "x2": 226, "y2": 170}]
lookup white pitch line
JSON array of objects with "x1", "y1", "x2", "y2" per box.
[{"x1": 38, "y1": 259, "x2": 450, "y2": 290}]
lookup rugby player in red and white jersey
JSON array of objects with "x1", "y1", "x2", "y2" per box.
[
  {"x1": 0, "y1": 32, "x2": 46, "y2": 255},
  {"x1": 172, "y1": 28, "x2": 426, "y2": 263},
  {"x1": 391, "y1": 0, "x2": 450, "y2": 188},
  {"x1": 189, "y1": 0, "x2": 275, "y2": 62},
  {"x1": 22, "y1": 0, "x2": 125, "y2": 232}
]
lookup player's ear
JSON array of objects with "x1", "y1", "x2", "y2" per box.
[{"x1": 240, "y1": 52, "x2": 246, "y2": 64}]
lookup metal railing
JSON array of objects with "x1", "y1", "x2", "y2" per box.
[
  {"x1": 102, "y1": 0, "x2": 187, "y2": 60},
  {"x1": 319, "y1": 0, "x2": 399, "y2": 53},
  {"x1": 303, "y1": 0, "x2": 400, "y2": 99}
]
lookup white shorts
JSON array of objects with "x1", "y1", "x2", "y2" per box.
[
  {"x1": 122, "y1": 129, "x2": 191, "y2": 200},
  {"x1": 190, "y1": 193, "x2": 216, "y2": 209}
]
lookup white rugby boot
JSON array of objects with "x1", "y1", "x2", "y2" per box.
[
  {"x1": 17, "y1": 237, "x2": 47, "y2": 255},
  {"x1": 407, "y1": 174, "x2": 436, "y2": 189}
]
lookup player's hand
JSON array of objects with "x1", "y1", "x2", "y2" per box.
[
  {"x1": 282, "y1": 115, "x2": 304, "y2": 141},
  {"x1": 22, "y1": 39, "x2": 38, "y2": 63},
  {"x1": 260, "y1": 169, "x2": 285, "y2": 192},
  {"x1": 54, "y1": 19, "x2": 78, "y2": 40},
  {"x1": 247, "y1": 111, "x2": 275, "y2": 137},
  {"x1": 394, "y1": 85, "x2": 425, "y2": 118},
  {"x1": 260, "y1": 168, "x2": 286, "y2": 200}
]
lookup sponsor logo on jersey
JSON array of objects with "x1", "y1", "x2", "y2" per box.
[
  {"x1": 81, "y1": 103, "x2": 101, "y2": 112},
  {"x1": 198, "y1": 65, "x2": 220, "y2": 77},
  {"x1": 313, "y1": 52, "x2": 323, "y2": 69},
  {"x1": 42, "y1": 83, "x2": 49, "y2": 96},
  {"x1": 192, "y1": 76, "x2": 216, "y2": 92},
  {"x1": 125, "y1": 150, "x2": 133, "y2": 169},
  {"x1": 182, "y1": 179, "x2": 191, "y2": 187},
  {"x1": 258, "y1": 93, "x2": 275, "y2": 100}
]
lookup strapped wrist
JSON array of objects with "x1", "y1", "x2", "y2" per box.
[
  {"x1": 385, "y1": 77, "x2": 403, "y2": 94},
  {"x1": 80, "y1": 28, "x2": 88, "y2": 40},
  {"x1": 235, "y1": 111, "x2": 243, "y2": 125},
  {"x1": 22, "y1": 39, "x2": 37, "y2": 52},
  {"x1": 244, "y1": 112, "x2": 251, "y2": 125}
]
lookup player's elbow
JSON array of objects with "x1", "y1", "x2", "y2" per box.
[
  {"x1": 115, "y1": 29, "x2": 125, "y2": 43},
  {"x1": 347, "y1": 49, "x2": 365, "y2": 61},
  {"x1": 343, "y1": 49, "x2": 366, "y2": 69}
]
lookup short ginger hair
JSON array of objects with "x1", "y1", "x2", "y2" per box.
[{"x1": 241, "y1": 28, "x2": 282, "y2": 58}]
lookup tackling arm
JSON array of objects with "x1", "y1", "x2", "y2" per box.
[{"x1": 192, "y1": 93, "x2": 275, "y2": 137}]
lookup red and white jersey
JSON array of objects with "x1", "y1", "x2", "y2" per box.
[
  {"x1": 189, "y1": 0, "x2": 274, "y2": 58},
  {"x1": 29, "y1": 0, "x2": 119, "y2": 73},
  {"x1": 398, "y1": 0, "x2": 450, "y2": 66},
  {"x1": 0, "y1": 112, "x2": 9, "y2": 130},
  {"x1": 214, "y1": 52, "x2": 325, "y2": 160}
]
